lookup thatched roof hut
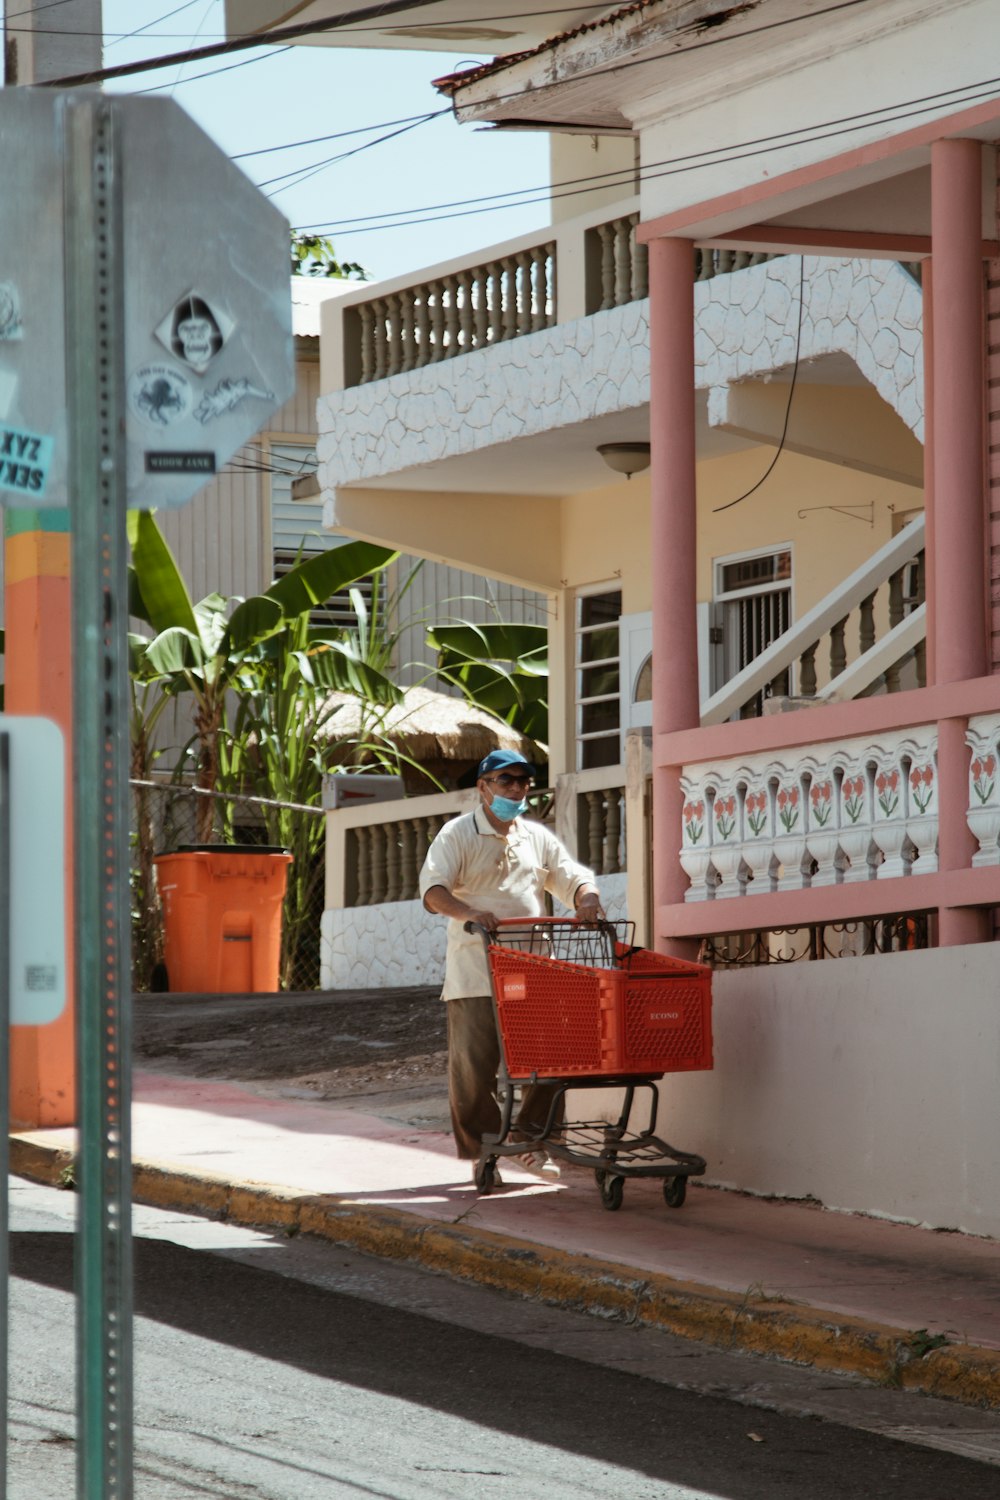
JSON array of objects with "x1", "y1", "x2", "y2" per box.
[{"x1": 318, "y1": 685, "x2": 544, "y2": 793}]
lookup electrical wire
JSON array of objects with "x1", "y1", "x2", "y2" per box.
[
  {"x1": 103, "y1": 0, "x2": 206, "y2": 50},
  {"x1": 712, "y1": 257, "x2": 806, "y2": 514},
  {"x1": 2, "y1": 2, "x2": 607, "y2": 39},
  {"x1": 130, "y1": 46, "x2": 293, "y2": 93},
  {"x1": 231, "y1": 110, "x2": 452, "y2": 161},
  {"x1": 37, "y1": 0, "x2": 527, "y2": 86},
  {"x1": 292, "y1": 68, "x2": 1000, "y2": 235},
  {"x1": 441, "y1": 0, "x2": 879, "y2": 107},
  {"x1": 37, "y1": 0, "x2": 877, "y2": 88},
  {"x1": 258, "y1": 111, "x2": 442, "y2": 195}
]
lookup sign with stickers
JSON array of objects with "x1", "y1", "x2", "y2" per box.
[{"x1": 0, "y1": 91, "x2": 293, "y2": 510}]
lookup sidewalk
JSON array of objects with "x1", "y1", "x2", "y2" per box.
[{"x1": 11, "y1": 1068, "x2": 1000, "y2": 1409}]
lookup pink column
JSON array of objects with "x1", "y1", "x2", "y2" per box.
[
  {"x1": 922, "y1": 262, "x2": 936, "y2": 687},
  {"x1": 930, "y1": 138, "x2": 990, "y2": 945},
  {"x1": 649, "y1": 237, "x2": 700, "y2": 958}
]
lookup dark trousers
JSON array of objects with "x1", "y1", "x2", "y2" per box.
[{"x1": 446, "y1": 994, "x2": 564, "y2": 1160}]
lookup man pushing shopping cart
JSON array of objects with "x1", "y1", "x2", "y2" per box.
[
  {"x1": 420, "y1": 749, "x2": 712, "y2": 1206},
  {"x1": 419, "y1": 749, "x2": 603, "y2": 1183}
]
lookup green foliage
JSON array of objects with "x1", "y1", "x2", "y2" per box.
[
  {"x1": 428, "y1": 619, "x2": 549, "y2": 745},
  {"x1": 128, "y1": 512, "x2": 402, "y2": 986},
  {"x1": 906, "y1": 1328, "x2": 950, "y2": 1358},
  {"x1": 290, "y1": 231, "x2": 369, "y2": 280}
]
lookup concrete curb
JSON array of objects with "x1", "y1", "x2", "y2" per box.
[{"x1": 12, "y1": 1136, "x2": 1000, "y2": 1411}]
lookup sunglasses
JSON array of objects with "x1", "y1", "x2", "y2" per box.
[{"x1": 485, "y1": 773, "x2": 534, "y2": 790}]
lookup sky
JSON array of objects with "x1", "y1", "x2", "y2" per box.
[{"x1": 89, "y1": 1, "x2": 552, "y2": 284}]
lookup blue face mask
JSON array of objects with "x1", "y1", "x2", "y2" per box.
[{"x1": 489, "y1": 792, "x2": 528, "y2": 821}]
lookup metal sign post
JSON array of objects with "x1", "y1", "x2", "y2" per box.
[
  {"x1": 0, "y1": 731, "x2": 9, "y2": 1500},
  {"x1": 63, "y1": 94, "x2": 134, "y2": 1500},
  {"x1": 0, "y1": 84, "x2": 292, "y2": 1498}
]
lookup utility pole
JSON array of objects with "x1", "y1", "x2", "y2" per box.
[
  {"x1": 4, "y1": 0, "x2": 102, "y2": 85},
  {"x1": 1, "y1": 8, "x2": 135, "y2": 1500}
]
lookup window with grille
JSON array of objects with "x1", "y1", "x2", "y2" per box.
[
  {"x1": 576, "y1": 588, "x2": 622, "y2": 769},
  {"x1": 269, "y1": 441, "x2": 372, "y2": 628},
  {"x1": 713, "y1": 546, "x2": 792, "y2": 715}
]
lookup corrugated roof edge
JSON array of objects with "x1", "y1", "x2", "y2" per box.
[{"x1": 432, "y1": 1, "x2": 656, "y2": 97}]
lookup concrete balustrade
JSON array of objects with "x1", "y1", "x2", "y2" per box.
[{"x1": 320, "y1": 196, "x2": 782, "y2": 393}]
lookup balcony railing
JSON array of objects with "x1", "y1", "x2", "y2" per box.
[
  {"x1": 678, "y1": 709, "x2": 1000, "y2": 905},
  {"x1": 351, "y1": 241, "x2": 557, "y2": 384},
  {"x1": 327, "y1": 786, "x2": 556, "y2": 909},
  {"x1": 701, "y1": 516, "x2": 926, "y2": 724},
  {"x1": 335, "y1": 199, "x2": 781, "y2": 388}
]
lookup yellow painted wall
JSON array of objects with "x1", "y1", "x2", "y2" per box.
[
  {"x1": 554, "y1": 448, "x2": 921, "y2": 617},
  {"x1": 695, "y1": 448, "x2": 920, "y2": 614},
  {"x1": 549, "y1": 135, "x2": 639, "y2": 222}
]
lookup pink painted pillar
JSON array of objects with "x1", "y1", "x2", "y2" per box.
[
  {"x1": 922, "y1": 262, "x2": 936, "y2": 687},
  {"x1": 930, "y1": 138, "x2": 991, "y2": 946},
  {"x1": 649, "y1": 237, "x2": 701, "y2": 958}
]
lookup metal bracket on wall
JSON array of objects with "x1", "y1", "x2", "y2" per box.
[{"x1": 796, "y1": 502, "x2": 874, "y2": 526}]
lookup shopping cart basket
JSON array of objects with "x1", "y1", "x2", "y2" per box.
[{"x1": 467, "y1": 917, "x2": 712, "y2": 1211}]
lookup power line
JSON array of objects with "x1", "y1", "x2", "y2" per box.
[
  {"x1": 713, "y1": 258, "x2": 806, "y2": 514},
  {"x1": 292, "y1": 69, "x2": 1000, "y2": 236},
  {"x1": 132, "y1": 45, "x2": 293, "y2": 94},
  {"x1": 103, "y1": 1, "x2": 206, "y2": 50},
  {"x1": 441, "y1": 0, "x2": 880, "y2": 108},
  {"x1": 37, "y1": 0, "x2": 875, "y2": 89},
  {"x1": 258, "y1": 112, "x2": 443, "y2": 195},
  {"x1": 3, "y1": 2, "x2": 603, "y2": 37},
  {"x1": 37, "y1": 1, "x2": 602, "y2": 86},
  {"x1": 231, "y1": 110, "x2": 452, "y2": 161}
]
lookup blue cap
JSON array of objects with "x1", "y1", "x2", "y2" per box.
[{"x1": 477, "y1": 749, "x2": 534, "y2": 779}]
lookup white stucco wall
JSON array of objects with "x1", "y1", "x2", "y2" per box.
[
  {"x1": 323, "y1": 891, "x2": 999, "y2": 1235},
  {"x1": 647, "y1": 944, "x2": 1000, "y2": 1238},
  {"x1": 317, "y1": 257, "x2": 923, "y2": 490}
]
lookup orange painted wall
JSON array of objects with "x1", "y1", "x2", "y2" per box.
[{"x1": 4, "y1": 524, "x2": 75, "y2": 1128}]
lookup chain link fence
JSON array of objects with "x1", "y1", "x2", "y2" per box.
[{"x1": 131, "y1": 780, "x2": 326, "y2": 994}]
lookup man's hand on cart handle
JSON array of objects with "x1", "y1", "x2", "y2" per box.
[
  {"x1": 573, "y1": 887, "x2": 605, "y2": 924},
  {"x1": 424, "y1": 884, "x2": 501, "y2": 933}
]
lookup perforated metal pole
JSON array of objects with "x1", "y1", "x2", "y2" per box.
[
  {"x1": 0, "y1": 731, "x2": 10, "y2": 1499},
  {"x1": 63, "y1": 92, "x2": 134, "y2": 1500}
]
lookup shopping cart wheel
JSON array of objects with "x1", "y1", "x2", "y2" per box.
[
  {"x1": 662, "y1": 1175, "x2": 687, "y2": 1209},
  {"x1": 595, "y1": 1169, "x2": 624, "y2": 1211},
  {"x1": 474, "y1": 1158, "x2": 498, "y2": 1195}
]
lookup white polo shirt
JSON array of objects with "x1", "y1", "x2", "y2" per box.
[{"x1": 419, "y1": 805, "x2": 593, "y2": 999}]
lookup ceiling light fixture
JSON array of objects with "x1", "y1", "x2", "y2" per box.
[{"x1": 596, "y1": 442, "x2": 651, "y2": 479}]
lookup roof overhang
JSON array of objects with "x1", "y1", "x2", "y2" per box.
[
  {"x1": 224, "y1": 0, "x2": 615, "y2": 53},
  {"x1": 637, "y1": 93, "x2": 1000, "y2": 252},
  {"x1": 438, "y1": 1, "x2": 833, "y2": 134}
]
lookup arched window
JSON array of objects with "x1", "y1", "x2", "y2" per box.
[{"x1": 634, "y1": 653, "x2": 653, "y2": 703}]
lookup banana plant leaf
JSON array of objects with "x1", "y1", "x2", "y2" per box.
[
  {"x1": 126, "y1": 510, "x2": 199, "y2": 638},
  {"x1": 266, "y1": 540, "x2": 398, "y2": 618}
]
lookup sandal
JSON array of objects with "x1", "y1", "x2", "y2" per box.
[{"x1": 514, "y1": 1151, "x2": 560, "y2": 1181}]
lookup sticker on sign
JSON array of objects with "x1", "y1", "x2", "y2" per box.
[{"x1": 0, "y1": 422, "x2": 53, "y2": 498}]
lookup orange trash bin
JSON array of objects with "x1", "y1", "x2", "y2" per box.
[{"x1": 153, "y1": 845, "x2": 293, "y2": 994}]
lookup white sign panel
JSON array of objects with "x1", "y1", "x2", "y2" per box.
[
  {"x1": 1, "y1": 715, "x2": 67, "y2": 1023},
  {"x1": 121, "y1": 98, "x2": 293, "y2": 508},
  {"x1": 0, "y1": 90, "x2": 293, "y2": 510},
  {"x1": 0, "y1": 90, "x2": 69, "y2": 506}
]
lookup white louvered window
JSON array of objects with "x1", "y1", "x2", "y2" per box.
[
  {"x1": 269, "y1": 441, "x2": 371, "y2": 627},
  {"x1": 576, "y1": 587, "x2": 622, "y2": 769}
]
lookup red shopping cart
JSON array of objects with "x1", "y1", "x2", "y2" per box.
[{"x1": 467, "y1": 917, "x2": 712, "y2": 1211}]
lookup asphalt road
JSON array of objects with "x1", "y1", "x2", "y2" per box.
[{"x1": 8, "y1": 1180, "x2": 1000, "y2": 1499}]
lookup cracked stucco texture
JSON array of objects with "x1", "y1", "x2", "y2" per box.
[{"x1": 317, "y1": 258, "x2": 923, "y2": 488}]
